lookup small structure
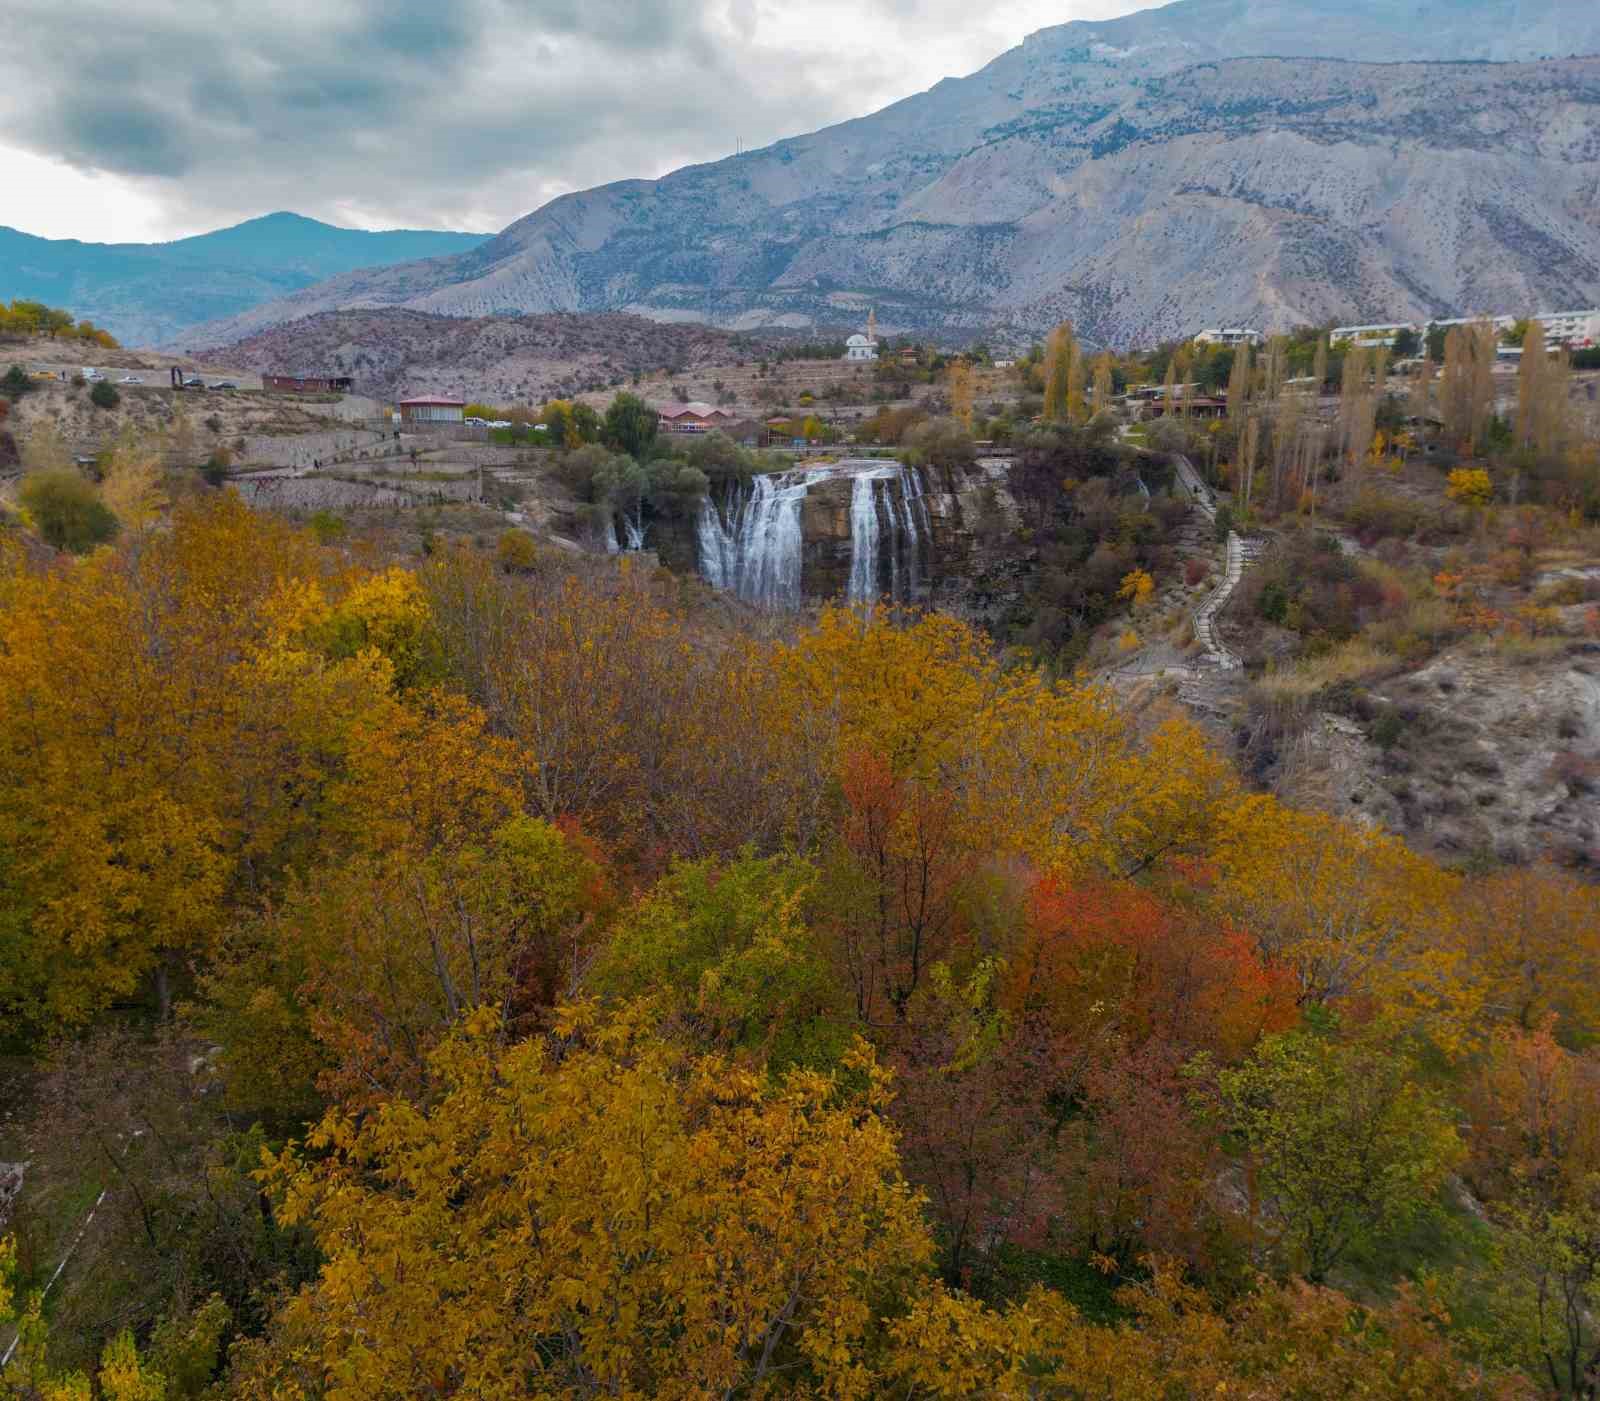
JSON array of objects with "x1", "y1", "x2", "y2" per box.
[
  {"x1": 656, "y1": 401, "x2": 735, "y2": 433},
  {"x1": 844, "y1": 309, "x2": 880, "y2": 362},
  {"x1": 1147, "y1": 396, "x2": 1227, "y2": 420},
  {"x1": 844, "y1": 334, "x2": 878, "y2": 363},
  {"x1": 398, "y1": 396, "x2": 466, "y2": 424},
  {"x1": 722, "y1": 419, "x2": 770, "y2": 449},
  {"x1": 1193, "y1": 328, "x2": 1264, "y2": 348},
  {"x1": 265, "y1": 373, "x2": 355, "y2": 394}
]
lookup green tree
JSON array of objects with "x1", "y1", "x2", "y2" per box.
[
  {"x1": 1, "y1": 364, "x2": 35, "y2": 399},
  {"x1": 602, "y1": 391, "x2": 658, "y2": 459},
  {"x1": 1200, "y1": 1030, "x2": 1461, "y2": 1282},
  {"x1": 89, "y1": 378, "x2": 120, "y2": 409},
  {"x1": 595, "y1": 853, "x2": 851, "y2": 1072},
  {"x1": 18, "y1": 469, "x2": 120, "y2": 553}
]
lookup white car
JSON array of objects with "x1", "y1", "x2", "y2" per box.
[
  {"x1": 119, "y1": 375, "x2": 143, "y2": 385},
  {"x1": 464, "y1": 415, "x2": 487, "y2": 426},
  {"x1": 488, "y1": 419, "x2": 512, "y2": 429}
]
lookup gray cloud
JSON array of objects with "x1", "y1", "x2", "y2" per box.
[{"x1": 0, "y1": 0, "x2": 1125, "y2": 238}]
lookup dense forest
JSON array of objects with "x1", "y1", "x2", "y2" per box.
[{"x1": 1, "y1": 487, "x2": 1598, "y2": 1397}]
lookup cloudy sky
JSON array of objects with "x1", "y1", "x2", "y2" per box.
[{"x1": 0, "y1": 0, "x2": 1145, "y2": 244}]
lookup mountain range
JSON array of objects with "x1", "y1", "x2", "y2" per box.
[
  {"x1": 0, "y1": 213, "x2": 488, "y2": 347},
  {"x1": 69, "y1": 0, "x2": 1600, "y2": 351}
]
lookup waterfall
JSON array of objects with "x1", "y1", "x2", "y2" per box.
[
  {"x1": 848, "y1": 464, "x2": 928, "y2": 607},
  {"x1": 698, "y1": 461, "x2": 931, "y2": 611},
  {"x1": 847, "y1": 473, "x2": 883, "y2": 605},
  {"x1": 697, "y1": 472, "x2": 809, "y2": 609},
  {"x1": 622, "y1": 507, "x2": 646, "y2": 551}
]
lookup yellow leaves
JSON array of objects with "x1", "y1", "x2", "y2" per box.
[
  {"x1": 240, "y1": 1007, "x2": 932, "y2": 1400},
  {"x1": 1118, "y1": 568, "x2": 1156, "y2": 609},
  {"x1": 98, "y1": 430, "x2": 167, "y2": 531},
  {"x1": 1446, "y1": 467, "x2": 1493, "y2": 507},
  {"x1": 1210, "y1": 793, "x2": 1476, "y2": 1048}
]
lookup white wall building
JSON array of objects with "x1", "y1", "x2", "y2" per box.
[
  {"x1": 844, "y1": 333, "x2": 878, "y2": 362},
  {"x1": 1537, "y1": 310, "x2": 1600, "y2": 349},
  {"x1": 1330, "y1": 322, "x2": 1418, "y2": 348},
  {"x1": 1193, "y1": 328, "x2": 1264, "y2": 348}
]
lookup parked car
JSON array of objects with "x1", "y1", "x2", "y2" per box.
[
  {"x1": 210, "y1": 380, "x2": 238, "y2": 390},
  {"x1": 119, "y1": 375, "x2": 143, "y2": 385},
  {"x1": 487, "y1": 419, "x2": 512, "y2": 429},
  {"x1": 183, "y1": 377, "x2": 206, "y2": 389},
  {"x1": 464, "y1": 415, "x2": 487, "y2": 426}
]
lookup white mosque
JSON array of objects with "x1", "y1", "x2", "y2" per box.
[{"x1": 844, "y1": 310, "x2": 880, "y2": 362}]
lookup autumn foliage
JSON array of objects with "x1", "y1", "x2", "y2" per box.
[{"x1": 0, "y1": 494, "x2": 1593, "y2": 1397}]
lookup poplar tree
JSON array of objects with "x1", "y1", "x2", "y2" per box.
[
  {"x1": 1042, "y1": 322, "x2": 1076, "y2": 424},
  {"x1": 1091, "y1": 353, "x2": 1114, "y2": 417},
  {"x1": 1066, "y1": 339, "x2": 1087, "y2": 424},
  {"x1": 1226, "y1": 343, "x2": 1253, "y2": 423}
]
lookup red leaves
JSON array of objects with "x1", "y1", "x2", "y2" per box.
[{"x1": 1005, "y1": 877, "x2": 1296, "y2": 1061}]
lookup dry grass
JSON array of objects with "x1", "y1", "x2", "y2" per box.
[{"x1": 1253, "y1": 639, "x2": 1399, "y2": 703}]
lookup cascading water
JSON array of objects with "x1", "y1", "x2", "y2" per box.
[
  {"x1": 699, "y1": 460, "x2": 930, "y2": 610},
  {"x1": 847, "y1": 472, "x2": 884, "y2": 604},
  {"x1": 622, "y1": 507, "x2": 647, "y2": 551},
  {"x1": 697, "y1": 471, "x2": 810, "y2": 609}
]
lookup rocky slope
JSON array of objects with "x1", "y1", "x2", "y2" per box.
[
  {"x1": 204, "y1": 309, "x2": 762, "y2": 403},
  {"x1": 183, "y1": 0, "x2": 1600, "y2": 350},
  {"x1": 0, "y1": 213, "x2": 486, "y2": 348}
]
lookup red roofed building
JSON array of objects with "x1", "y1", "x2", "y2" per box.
[
  {"x1": 398, "y1": 396, "x2": 466, "y2": 424},
  {"x1": 656, "y1": 401, "x2": 735, "y2": 433}
]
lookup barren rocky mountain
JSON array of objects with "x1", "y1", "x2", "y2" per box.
[
  {"x1": 183, "y1": 0, "x2": 1600, "y2": 350},
  {"x1": 208, "y1": 309, "x2": 763, "y2": 402}
]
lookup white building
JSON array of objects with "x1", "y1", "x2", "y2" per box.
[
  {"x1": 1330, "y1": 322, "x2": 1418, "y2": 348},
  {"x1": 1193, "y1": 328, "x2": 1264, "y2": 348},
  {"x1": 843, "y1": 309, "x2": 881, "y2": 362},
  {"x1": 1536, "y1": 310, "x2": 1600, "y2": 349}
]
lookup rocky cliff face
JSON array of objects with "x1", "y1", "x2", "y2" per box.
[
  {"x1": 690, "y1": 459, "x2": 1024, "y2": 618},
  {"x1": 186, "y1": 0, "x2": 1600, "y2": 351}
]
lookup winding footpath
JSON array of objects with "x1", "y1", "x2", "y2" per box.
[{"x1": 1172, "y1": 455, "x2": 1265, "y2": 674}]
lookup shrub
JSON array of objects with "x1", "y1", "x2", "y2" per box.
[
  {"x1": 1, "y1": 364, "x2": 35, "y2": 398},
  {"x1": 308, "y1": 511, "x2": 346, "y2": 544},
  {"x1": 901, "y1": 417, "x2": 975, "y2": 470},
  {"x1": 495, "y1": 528, "x2": 540, "y2": 573},
  {"x1": 88, "y1": 378, "x2": 120, "y2": 409},
  {"x1": 1370, "y1": 707, "x2": 1406, "y2": 749},
  {"x1": 1343, "y1": 492, "x2": 1426, "y2": 542},
  {"x1": 1184, "y1": 557, "x2": 1210, "y2": 588},
  {"x1": 1445, "y1": 468, "x2": 1492, "y2": 507},
  {"x1": 18, "y1": 469, "x2": 120, "y2": 553}
]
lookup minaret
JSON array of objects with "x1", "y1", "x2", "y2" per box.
[{"x1": 867, "y1": 308, "x2": 878, "y2": 344}]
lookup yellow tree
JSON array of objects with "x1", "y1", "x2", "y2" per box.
[
  {"x1": 99, "y1": 428, "x2": 168, "y2": 531},
  {"x1": 1042, "y1": 321, "x2": 1077, "y2": 424},
  {"x1": 1454, "y1": 865, "x2": 1600, "y2": 1041},
  {"x1": 1210, "y1": 795, "x2": 1476, "y2": 1046},
  {"x1": 236, "y1": 1006, "x2": 933, "y2": 1399},
  {"x1": 946, "y1": 360, "x2": 975, "y2": 429},
  {"x1": 1091, "y1": 352, "x2": 1114, "y2": 416}
]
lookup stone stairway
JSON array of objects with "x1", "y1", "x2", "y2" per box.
[{"x1": 1192, "y1": 531, "x2": 1267, "y2": 671}]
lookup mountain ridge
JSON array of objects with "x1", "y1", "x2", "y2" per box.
[
  {"x1": 184, "y1": 0, "x2": 1600, "y2": 349},
  {"x1": 0, "y1": 213, "x2": 489, "y2": 347}
]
